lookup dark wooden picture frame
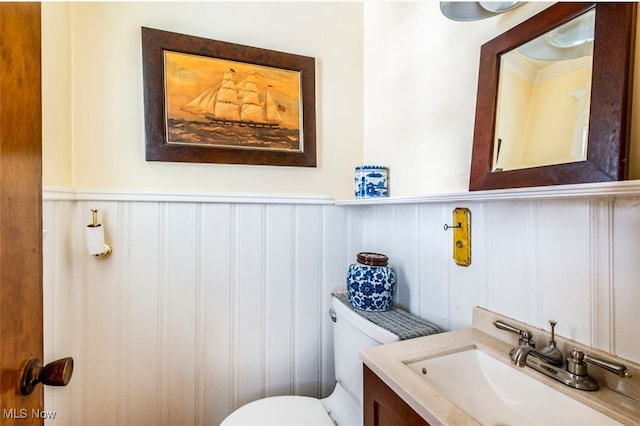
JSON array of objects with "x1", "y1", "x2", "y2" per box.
[
  {"x1": 142, "y1": 27, "x2": 316, "y2": 167},
  {"x1": 469, "y1": 3, "x2": 636, "y2": 191}
]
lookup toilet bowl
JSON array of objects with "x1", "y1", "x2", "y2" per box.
[
  {"x1": 219, "y1": 395, "x2": 334, "y2": 426},
  {"x1": 220, "y1": 294, "x2": 438, "y2": 426}
]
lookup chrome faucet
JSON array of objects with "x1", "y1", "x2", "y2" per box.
[
  {"x1": 510, "y1": 320, "x2": 564, "y2": 367},
  {"x1": 495, "y1": 319, "x2": 632, "y2": 391}
]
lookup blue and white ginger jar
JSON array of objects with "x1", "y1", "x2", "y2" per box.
[
  {"x1": 347, "y1": 252, "x2": 396, "y2": 312},
  {"x1": 355, "y1": 166, "x2": 388, "y2": 199}
]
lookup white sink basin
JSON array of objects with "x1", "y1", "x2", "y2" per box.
[{"x1": 405, "y1": 349, "x2": 622, "y2": 425}]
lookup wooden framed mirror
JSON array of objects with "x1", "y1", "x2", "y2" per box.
[{"x1": 469, "y1": 2, "x2": 636, "y2": 191}]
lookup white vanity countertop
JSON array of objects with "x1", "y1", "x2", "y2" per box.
[{"x1": 360, "y1": 307, "x2": 640, "y2": 426}]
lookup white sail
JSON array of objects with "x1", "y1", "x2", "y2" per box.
[
  {"x1": 182, "y1": 85, "x2": 218, "y2": 117},
  {"x1": 265, "y1": 86, "x2": 282, "y2": 124},
  {"x1": 241, "y1": 72, "x2": 265, "y2": 123},
  {"x1": 214, "y1": 72, "x2": 240, "y2": 120}
]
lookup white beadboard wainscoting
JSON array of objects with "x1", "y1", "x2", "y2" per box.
[{"x1": 42, "y1": 188, "x2": 640, "y2": 425}]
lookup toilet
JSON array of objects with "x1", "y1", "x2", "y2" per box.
[{"x1": 221, "y1": 293, "x2": 441, "y2": 426}]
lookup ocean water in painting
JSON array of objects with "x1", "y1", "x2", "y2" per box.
[{"x1": 167, "y1": 118, "x2": 301, "y2": 151}]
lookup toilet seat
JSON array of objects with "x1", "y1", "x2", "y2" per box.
[{"x1": 220, "y1": 395, "x2": 335, "y2": 426}]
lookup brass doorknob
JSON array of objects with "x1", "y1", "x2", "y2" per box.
[{"x1": 20, "y1": 356, "x2": 74, "y2": 395}]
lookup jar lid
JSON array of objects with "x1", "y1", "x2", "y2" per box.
[
  {"x1": 356, "y1": 252, "x2": 388, "y2": 266},
  {"x1": 355, "y1": 165, "x2": 387, "y2": 171}
]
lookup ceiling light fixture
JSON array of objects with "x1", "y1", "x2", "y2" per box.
[{"x1": 440, "y1": 1, "x2": 524, "y2": 22}]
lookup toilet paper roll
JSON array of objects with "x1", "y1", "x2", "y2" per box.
[{"x1": 86, "y1": 225, "x2": 106, "y2": 255}]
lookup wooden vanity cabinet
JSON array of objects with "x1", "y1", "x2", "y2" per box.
[{"x1": 363, "y1": 365, "x2": 430, "y2": 426}]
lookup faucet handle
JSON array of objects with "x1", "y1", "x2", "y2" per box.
[
  {"x1": 584, "y1": 351, "x2": 631, "y2": 378},
  {"x1": 493, "y1": 320, "x2": 535, "y2": 347},
  {"x1": 569, "y1": 348, "x2": 631, "y2": 378},
  {"x1": 520, "y1": 330, "x2": 535, "y2": 348}
]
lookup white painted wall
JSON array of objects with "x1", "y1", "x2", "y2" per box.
[
  {"x1": 364, "y1": 2, "x2": 640, "y2": 196},
  {"x1": 43, "y1": 193, "x2": 349, "y2": 426},
  {"x1": 363, "y1": 2, "x2": 551, "y2": 196},
  {"x1": 42, "y1": 3, "x2": 72, "y2": 187},
  {"x1": 356, "y1": 197, "x2": 640, "y2": 360},
  {"x1": 44, "y1": 2, "x2": 640, "y2": 198},
  {"x1": 43, "y1": 192, "x2": 640, "y2": 425},
  {"x1": 42, "y1": 2, "x2": 364, "y2": 200}
]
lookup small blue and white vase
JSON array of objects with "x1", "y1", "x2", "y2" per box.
[
  {"x1": 355, "y1": 166, "x2": 388, "y2": 199},
  {"x1": 347, "y1": 252, "x2": 396, "y2": 312}
]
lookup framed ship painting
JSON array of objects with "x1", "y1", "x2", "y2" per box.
[{"x1": 141, "y1": 27, "x2": 316, "y2": 167}]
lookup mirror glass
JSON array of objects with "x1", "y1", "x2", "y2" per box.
[
  {"x1": 469, "y1": 3, "x2": 636, "y2": 191},
  {"x1": 493, "y1": 10, "x2": 595, "y2": 172}
]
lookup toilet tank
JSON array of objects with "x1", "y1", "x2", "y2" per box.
[{"x1": 331, "y1": 295, "x2": 399, "y2": 406}]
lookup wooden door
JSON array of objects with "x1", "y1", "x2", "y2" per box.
[{"x1": 0, "y1": 3, "x2": 44, "y2": 425}]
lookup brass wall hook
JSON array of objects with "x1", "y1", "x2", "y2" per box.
[{"x1": 444, "y1": 208, "x2": 471, "y2": 266}]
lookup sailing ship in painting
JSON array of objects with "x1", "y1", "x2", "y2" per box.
[
  {"x1": 165, "y1": 51, "x2": 301, "y2": 152},
  {"x1": 181, "y1": 70, "x2": 284, "y2": 129}
]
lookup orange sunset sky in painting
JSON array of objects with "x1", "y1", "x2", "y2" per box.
[{"x1": 164, "y1": 51, "x2": 302, "y2": 129}]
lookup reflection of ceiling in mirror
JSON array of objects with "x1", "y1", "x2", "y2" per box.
[
  {"x1": 518, "y1": 10, "x2": 595, "y2": 61},
  {"x1": 502, "y1": 53, "x2": 593, "y2": 84}
]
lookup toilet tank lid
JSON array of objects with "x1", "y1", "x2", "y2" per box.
[
  {"x1": 332, "y1": 294, "x2": 400, "y2": 344},
  {"x1": 332, "y1": 293, "x2": 443, "y2": 341}
]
